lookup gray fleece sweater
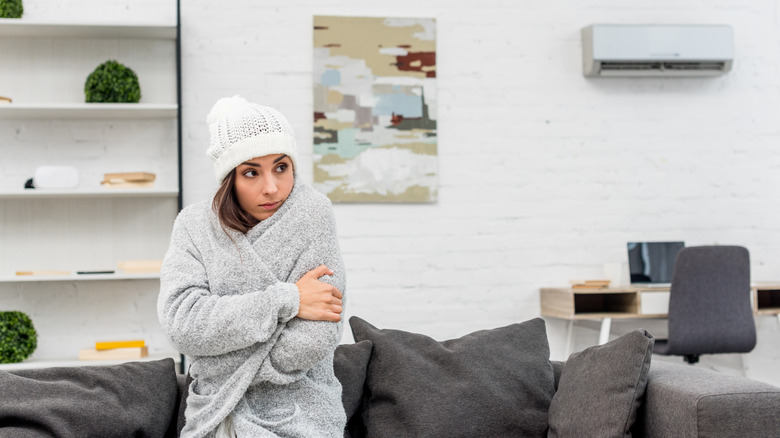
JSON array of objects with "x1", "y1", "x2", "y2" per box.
[{"x1": 158, "y1": 181, "x2": 346, "y2": 438}]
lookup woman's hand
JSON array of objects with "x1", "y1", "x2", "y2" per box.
[{"x1": 295, "y1": 265, "x2": 343, "y2": 322}]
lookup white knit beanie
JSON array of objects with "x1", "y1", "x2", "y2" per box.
[{"x1": 206, "y1": 95, "x2": 298, "y2": 182}]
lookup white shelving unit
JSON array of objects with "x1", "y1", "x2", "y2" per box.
[{"x1": 0, "y1": 9, "x2": 182, "y2": 370}]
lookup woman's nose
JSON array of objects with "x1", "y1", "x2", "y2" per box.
[{"x1": 261, "y1": 175, "x2": 278, "y2": 195}]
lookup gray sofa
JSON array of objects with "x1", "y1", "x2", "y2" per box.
[{"x1": 1, "y1": 317, "x2": 779, "y2": 437}]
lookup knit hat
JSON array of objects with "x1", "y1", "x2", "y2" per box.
[{"x1": 206, "y1": 95, "x2": 298, "y2": 182}]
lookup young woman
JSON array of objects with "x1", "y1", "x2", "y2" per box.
[{"x1": 158, "y1": 96, "x2": 346, "y2": 437}]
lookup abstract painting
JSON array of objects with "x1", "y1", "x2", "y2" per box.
[{"x1": 313, "y1": 16, "x2": 437, "y2": 202}]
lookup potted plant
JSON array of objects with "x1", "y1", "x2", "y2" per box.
[
  {"x1": 0, "y1": 0, "x2": 23, "y2": 19},
  {"x1": 84, "y1": 60, "x2": 142, "y2": 103},
  {"x1": 0, "y1": 311, "x2": 37, "y2": 364}
]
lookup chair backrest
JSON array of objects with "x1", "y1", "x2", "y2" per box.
[{"x1": 666, "y1": 245, "x2": 756, "y2": 355}]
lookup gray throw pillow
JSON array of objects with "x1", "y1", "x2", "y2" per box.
[
  {"x1": 0, "y1": 358, "x2": 179, "y2": 437},
  {"x1": 547, "y1": 329, "x2": 654, "y2": 438},
  {"x1": 350, "y1": 316, "x2": 555, "y2": 438},
  {"x1": 333, "y1": 340, "x2": 372, "y2": 421}
]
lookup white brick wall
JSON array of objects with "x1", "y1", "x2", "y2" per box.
[{"x1": 7, "y1": 0, "x2": 780, "y2": 384}]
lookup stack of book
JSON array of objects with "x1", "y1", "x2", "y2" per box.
[
  {"x1": 569, "y1": 279, "x2": 611, "y2": 290},
  {"x1": 78, "y1": 339, "x2": 148, "y2": 361},
  {"x1": 101, "y1": 172, "x2": 155, "y2": 188}
]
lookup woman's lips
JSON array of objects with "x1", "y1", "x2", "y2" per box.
[{"x1": 259, "y1": 202, "x2": 279, "y2": 210}]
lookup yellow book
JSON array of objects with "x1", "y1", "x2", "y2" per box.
[
  {"x1": 79, "y1": 346, "x2": 149, "y2": 361},
  {"x1": 95, "y1": 340, "x2": 146, "y2": 350}
]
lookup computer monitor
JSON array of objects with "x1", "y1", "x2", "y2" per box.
[{"x1": 627, "y1": 241, "x2": 685, "y2": 286}]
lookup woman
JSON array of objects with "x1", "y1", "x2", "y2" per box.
[{"x1": 158, "y1": 96, "x2": 347, "y2": 437}]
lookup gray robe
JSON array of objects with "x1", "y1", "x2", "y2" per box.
[{"x1": 158, "y1": 181, "x2": 346, "y2": 438}]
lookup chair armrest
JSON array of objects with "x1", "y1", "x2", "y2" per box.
[{"x1": 635, "y1": 361, "x2": 780, "y2": 437}]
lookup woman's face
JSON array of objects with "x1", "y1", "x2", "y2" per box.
[{"x1": 234, "y1": 154, "x2": 294, "y2": 221}]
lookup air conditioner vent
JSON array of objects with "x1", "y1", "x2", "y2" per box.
[{"x1": 600, "y1": 61, "x2": 728, "y2": 72}]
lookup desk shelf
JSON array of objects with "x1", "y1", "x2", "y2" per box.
[
  {"x1": 540, "y1": 287, "x2": 669, "y2": 320},
  {"x1": 542, "y1": 284, "x2": 780, "y2": 320},
  {"x1": 754, "y1": 284, "x2": 780, "y2": 315}
]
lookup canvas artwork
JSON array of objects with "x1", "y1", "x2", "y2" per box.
[{"x1": 313, "y1": 16, "x2": 437, "y2": 203}]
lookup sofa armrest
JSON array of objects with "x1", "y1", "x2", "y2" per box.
[{"x1": 635, "y1": 361, "x2": 780, "y2": 437}]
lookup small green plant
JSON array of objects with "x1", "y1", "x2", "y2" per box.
[
  {"x1": 0, "y1": 311, "x2": 37, "y2": 364},
  {"x1": 0, "y1": 0, "x2": 23, "y2": 19},
  {"x1": 84, "y1": 60, "x2": 142, "y2": 103}
]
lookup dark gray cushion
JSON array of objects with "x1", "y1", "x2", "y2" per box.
[
  {"x1": 334, "y1": 340, "x2": 373, "y2": 438},
  {"x1": 547, "y1": 329, "x2": 654, "y2": 438},
  {"x1": 0, "y1": 358, "x2": 179, "y2": 438},
  {"x1": 350, "y1": 316, "x2": 555, "y2": 438}
]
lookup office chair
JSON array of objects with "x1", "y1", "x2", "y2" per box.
[{"x1": 653, "y1": 245, "x2": 756, "y2": 364}]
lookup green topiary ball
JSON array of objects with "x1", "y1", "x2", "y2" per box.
[
  {"x1": 84, "y1": 59, "x2": 142, "y2": 103},
  {"x1": 0, "y1": 311, "x2": 37, "y2": 364},
  {"x1": 0, "y1": 0, "x2": 23, "y2": 19}
]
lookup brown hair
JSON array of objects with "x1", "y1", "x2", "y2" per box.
[{"x1": 212, "y1": 169, "x2": 259, "y2": 234}]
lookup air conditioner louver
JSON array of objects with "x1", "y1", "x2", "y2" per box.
[{"x1": 598, "y1": 61, "x2": 730, "y2": 76}]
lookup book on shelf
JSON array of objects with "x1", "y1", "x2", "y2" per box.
[
  {"x1": 78, "y1": 346, "x2": 149, "y2": 361},
  {"x1": 15, "y1": 270, "x2": 70, "y2": 276},
  {"x1": 116, "y1": 259, "x2": 162, "y2": 274},
  {"x1": 570, "y1": 279, "x2": 611, "y2": 290},
  {"x1": 101, "y1": 172, "x2": 156, "y2": 188},
  {"x1": 0, "y1": 96, "x2": 11, "y2": 104},
  {"x1": 95, "y1": 339, "x2": 145, "y2": 350}
]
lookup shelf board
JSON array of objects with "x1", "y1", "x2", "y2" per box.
[
  {"x1": 0, "y1": 103, "x2": 178, "y2": 119},
  {"x1": 1, "y1": 272, "x2": 161, "y2": 283},
  {"x1": 0, "y1": 188, "x2": 178, "y2": 199},
  {"x1": 0, "y1": 353, "x2": 180, "y2": 371},
  {"x1": 0, "y1": 18, "x2": 176, "y2": 39}
]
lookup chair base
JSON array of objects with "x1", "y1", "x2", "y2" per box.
[{"x1": 684, "y1": 354, "x2": 700, "y2": 364}]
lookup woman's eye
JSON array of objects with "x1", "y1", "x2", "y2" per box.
[
  {"x1": 275, "y1": 163, "x2": 288, "y2": 173},
  {"x1": 243, "y1": 169, "x2": 258, "y2": 177}
]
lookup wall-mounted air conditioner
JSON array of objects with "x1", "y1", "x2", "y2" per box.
[{"x1": 582, "y1": 24, "x2": 734, "y2": 77}]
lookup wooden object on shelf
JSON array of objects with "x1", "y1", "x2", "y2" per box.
[
  {"x1": 117, "y1": 259, "x2": 163, "y2": 273},
  {"x1": 570, "y1": 279, "x2": 611, "y2": 290},
  {"x1": 0, "y1": 96, "x2": 11, "y2": 103},
  {"x1": 78, "y1": 346, "x2": 149, "y2": 361},
  {"x1": 15, "y1": 270, "x2": 70, "y2": 276},
  {"x1": 95, "y1": 339, "x2": 145, "y2": 350},
  {"x1": 101, "y1": 172, "x2": 156, "y2": 188}
]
